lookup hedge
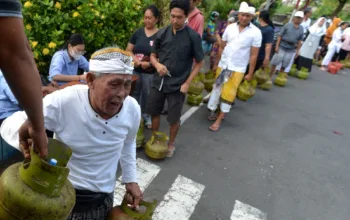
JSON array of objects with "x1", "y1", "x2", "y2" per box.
[{"x1": 21, "y1": 0, "x2": 152, "y2": 74}]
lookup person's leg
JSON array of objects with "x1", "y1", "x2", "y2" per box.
[
  {"x1": 141, "y1": 73, "x2": 154, "y2": 129},
  {"x1": 146, "y1": 87, "x2": 165, "y2": 133},
  {"x1": 166, "y1": 91, "x2": 186, "y2": 157},
  {"x1": 338, "y1": 49, "x2": 347, "y2": 61},
  {"x1": 270, "y1": 51, "x2": 284, "y2": 78},
  {"x1": 283, "y1": 52, "x2": 296, "y2": 73},
  {"x1": 209, "y1": 72, "x2": 244, "y2": 131},
  {"x1": 321, "y1": 45, "x2": 336, "y2": 70}
]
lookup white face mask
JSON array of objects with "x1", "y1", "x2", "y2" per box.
[
  {"x1": 72, "y1": 53, "x2": 82, "y2": 60},
  {"x1": 69, "y1": 47, "x2": 83, "y2": 60}
]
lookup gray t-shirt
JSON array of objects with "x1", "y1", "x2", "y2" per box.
[
  {"x1": 279, "y1": 23, "x2": 304, "y2": 51},
  {"x1": 0, "y1": 0, "x2": 22, "y2": 18}
]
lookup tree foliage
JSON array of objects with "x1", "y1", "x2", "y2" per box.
[{"x1": 21, "y1": 0, "x2": 151, "y2": 74}]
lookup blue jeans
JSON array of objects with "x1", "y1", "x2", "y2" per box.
[
  {"x1": 132, "y1": 72, "x2": 154, "y2": 125},
  {"x1": 1, "y1": 134, "x2": 18, "y2": 161}
]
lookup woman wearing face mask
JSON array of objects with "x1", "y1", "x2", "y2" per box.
[
  {"x1": 126, "y1": 5, "x2": 159, "y2": 129},
  {"x1": 297, "y1": 17, "x2": 326, "y2": 72},
  {"x1": 48, "y1": 34, "x2": 89, "y2": 86}
]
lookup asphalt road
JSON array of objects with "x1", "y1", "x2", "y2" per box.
[{"x1": 136, "y1": 60, "x2": 350, "y2": 220}]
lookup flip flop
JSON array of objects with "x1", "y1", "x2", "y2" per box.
[
  {"x1": 208, "y1": 112, "x2": 217, "y2": 121},
  {"x1": 209, "y1": 124, "x2": 221, "y2": 132},
  {"x1": 167, "y1": 146, "x2": 176, "y2": 158}
]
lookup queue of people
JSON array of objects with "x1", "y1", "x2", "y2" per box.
[{"x1": 1, "y1": 0, "x2": 350, "y2": 219}]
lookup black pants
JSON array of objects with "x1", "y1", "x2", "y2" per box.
[
  {"x1": 245, "y1": 59, "x2": 264, "y2": 75},
  {"x1": 67, "y1": 189, "x2": 114, "y2": 220},
  {"x1": 335, "y1": 49, "x2": 349, "y2": 61}
]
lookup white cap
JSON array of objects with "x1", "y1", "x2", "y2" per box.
[
  {"x1": 238, "y1": 1, "x2": 256, "y2": 15},
  {"x1": 294, "y1": 11, "x2": 304, "y2": 18}
]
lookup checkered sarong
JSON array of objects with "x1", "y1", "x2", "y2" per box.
[{"x1": 67, "y1": 193, "x2": 114, "y2": 220}]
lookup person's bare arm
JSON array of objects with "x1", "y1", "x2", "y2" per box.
[
  {"x1": 295, "y1": 40, "x2": 302, "y2": 58},
  {"x1": 264, "y1": 43, "x2": 273, "y2": 66},
  {"x1": 126, "y1": 43, "x2": 141, "y2": 67},
  {"x1": 0, "y1": 17, "x2": 47, "y2": 158},
  {"x1": 213, "y1": 41, "x2": 227, "y2": 70},
  {"x1": 246, "y1": 47, "x2": 260, "y2": 80},
  {"x1": 275, "y1": 36, "x2": 282, "y2": 53},
  {"x1": 52, "y1": 74, "x2": 84, "y2": 82}
]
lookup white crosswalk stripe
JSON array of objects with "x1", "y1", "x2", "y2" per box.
[
  {"x1": 152, "y1": 175, "x2": 205, "y2": 220},
  {"x1": 113, "y1": 158, "x2": 266, "y2": 219},
  {"x1": 113, "y1": 158, "x2": 161, "y2": 206},
  {"x1": 231, "y1": 200, "x2": 267, "y2": 220}
]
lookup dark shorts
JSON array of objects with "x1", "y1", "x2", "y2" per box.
[{"x1": 146, "y1": 87, "x2": 185, "y2": 125}]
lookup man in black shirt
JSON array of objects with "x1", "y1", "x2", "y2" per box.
[
  {"x1": 0, "y1": 0, "x2": 48, "y2": 158},
  {"x1": 147, "y1": 0, "x2": 204, "y2": 158}
]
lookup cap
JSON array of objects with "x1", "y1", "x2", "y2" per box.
[
  {"x1": 49, "y1": 158, "x2": 58, "y2": 166},
  {"x1": 294, "y1": 11, "x2": 304, "y2": 18},
  {"x1": 239, "y1": 1, "x2": 256, "y2": 15}
]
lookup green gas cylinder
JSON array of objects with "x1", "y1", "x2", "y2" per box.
[{"x1": 0, "y1": 138, "x2": 76, "y2": 220}]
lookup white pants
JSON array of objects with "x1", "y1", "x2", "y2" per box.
[
  {"x1": 207, "y1": 84, "x2": 231, "y2": 113},
  {"x1": 322, "y1": 45, "x2": 337, "y2": 66},
  {"x1": 276, "y1": 52, "x2": 296, "y2": 73}
]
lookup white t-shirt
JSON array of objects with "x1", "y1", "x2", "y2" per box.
[
  {"x1": 219, "y1": 23, "x2": 262, "y2": 73},
  {"x1": 301, "y1": 18, "x2": 311, "y2": 35},
  {"x1": 0, "y1": 85, "x2": 141, "y2": 193}
]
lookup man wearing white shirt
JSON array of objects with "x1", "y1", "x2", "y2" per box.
[
  {"x1": 0, "y1": 47, "x2": 142, "y2": 219},
  {"x1": 208, "y1": 2, "x2": 262, "y2": 132},
  {"x1": 300, "y1": 8, "x2": 312, "y2": 40}
]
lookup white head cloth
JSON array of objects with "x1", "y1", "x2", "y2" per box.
[
  {"x1": 89, "y1": 47, "x2": 134, "y2": 75},
  {"x1": 308, "y1": 17, "x2": 327, "y2": 37},
  {"x1": 238, "y1": 2, "x2": 255, "y2": 15}
]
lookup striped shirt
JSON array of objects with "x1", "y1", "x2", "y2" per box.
[{"x1": 0, "y1": 71, "x2": 21, "y2": 120}]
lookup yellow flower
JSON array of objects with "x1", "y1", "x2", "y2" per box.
[
  {"x1": 95, "y1": 11, "x2": 100, "y2": 16},
  {"x1": 48, "y1": 42, "x2": 57, "y2": 49},
  {"x1": 89, "y1": 3, "x2": 93, "y2": 6},
  {"x1": 24, "y1": 1, "x2": 33, "y2": 8},
  {"x1": 72, "y1": 30, "x2": 76, "y2": 33},
  {"x1": 73, "y1": 12, "x2": 80, "y2": 18},
  {"x1": 55, "y1": 2, "x2": 61, "y2": 10},
  {"x1": 136, "y1": 0, "x2": 141, "y2": 5},
  {"x1": 77, "y1": 6, "x2": 82, "y2": 10},
  {"x1": 101, "y1": 15, "x2": 105, "y2": 19},
  {"x1": 42, "y1": 48, "x2": 50, "y2": 55},
  {"x1": 26, "y1": 24, "x2": 32, "y2": 30},
  {"x1": 31, "y1": 41, "x2": 38, "y2": 48}
]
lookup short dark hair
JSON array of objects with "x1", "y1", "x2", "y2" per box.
[
  {"x1": 304, "y1": 7, "x2": 312, "y2": 15},
  {"x1": 144, "y1": 4, "x2": 160, "y2": 19},
  {"x1": 170, "y1": 0, "x2": 190, "y2": 16},
  {"x1": 63, "y1": 34, "x2": 85, "y2": 50}
]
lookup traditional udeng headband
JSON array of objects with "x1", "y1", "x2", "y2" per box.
[{"x1": 89, "y1": 47, "x2": 134, "y2": 75}]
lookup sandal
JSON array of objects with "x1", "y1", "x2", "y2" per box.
[
  {"x1": 208, "y1": 112, "x2": 217, "y2": 121},
  {"x1": 209, "y1": 124, "x2": 221, "y2": 132},
  {"x1": 167, "y1": 145, "x2": 176, "y2": 158}
]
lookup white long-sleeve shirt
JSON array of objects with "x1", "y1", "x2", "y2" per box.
[{"x1": 0, "y1": 85, "x2": 140, "y2": 193}]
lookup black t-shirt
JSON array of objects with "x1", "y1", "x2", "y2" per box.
[
  {"x1": 151, "y1": 25, "x2": 204, "y2": 93},
  {"x1": 258, "y1": 25, "x2": 274, "y2": 60},
  {"x1": 0, "y1": 0, "x2": 23, "y2": 18},
  {"x1": 129, "y1": 28, "x2": 157, "y2": 74}
]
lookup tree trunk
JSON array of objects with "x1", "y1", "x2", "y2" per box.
[{"x1": 331, "y1": 0, "x2": 347, "y2": 17}]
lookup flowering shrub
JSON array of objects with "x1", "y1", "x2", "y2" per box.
[{"x1": 21, "y1": 0, "x2": 151, "y2": 74}]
